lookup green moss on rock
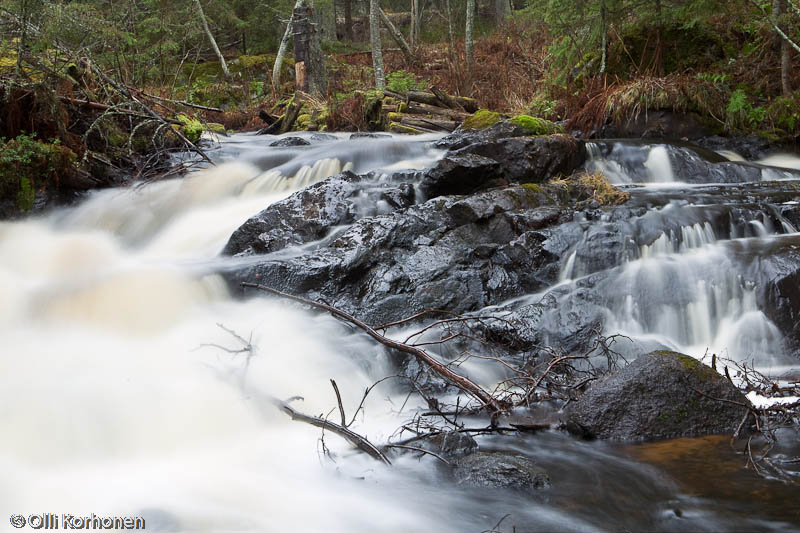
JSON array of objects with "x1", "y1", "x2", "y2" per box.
[
  {"x1": 510, "y1": 114, "x2": 565, "y2": 135},
  {"x1": 463, "y1": 109, "x2": 501, "y2": 130},
  {"x1": 176, "y1": 114, "x2": 204, "y2": 143},
  {"x1": 204, "y1": 122, "x2": 227, "y2": 134},
  {"x1": 521, "y1": 183, "x2": 544, "y2": 193}
]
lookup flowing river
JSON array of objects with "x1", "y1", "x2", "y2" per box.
[{"x1": 1, "y1": 133, "x2": 798, "y2": 532}]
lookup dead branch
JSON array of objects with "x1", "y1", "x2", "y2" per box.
[
  {"x1": 241, "y1": 283, "x2": 504, "y2": 414},
  {"x1": 383, "y1": 444, "x2": 451, "y2": 465},
  {"x1": 270, "y1": 395, "x2": 392, "y2": 465},
  {"x1": 131, "y1": 88, "x2": 224, "y2": 113},
  {"x1": 330, "y1": 379, "x2": 347, "y2": 427}
]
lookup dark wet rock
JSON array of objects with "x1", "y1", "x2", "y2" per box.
[
  {"x1": 420, "y1": 135, "x2": 585, "y2": 199},
  {"x1": 454, "y1": 135, "x2": 585, "y2": 185},
  {"x1": 420, "y1": 431, "x2": 478, "y2": 459},
  {"x1": 453, "y1": 452, "x2": 550, "y2": 490},
  {"x1": 398, "y1": 354, "x2": 461, "y2": 396},
  {"x1": 222, "y1": 171, "x2": 416, "y2": 257},
  {"x1": 566, "y1": 351, "x2": 752, "y2": 441},
  {"x1": 596, "y1": 110, "x2": 711, "y2": 140},
  {"x1": 418, "y1": 153, "x2": 502, "y2": 198},
  {"x1": 433, "y1": 120, "x2": 536, "y2": 150},
  {"x1": 269, "y1": 136, "x2": 311, "y2": 147},
  {"x1": 742, "y1": 238, "x2": 800, "y2": 355},
  {"x1": 586, "y1": 140, "x2": 800, "y2": 184},
  {"x1": 694, "y1": 135, "x2": 775, "y2": 161},
  {"x1": 350, "y1": 132, "x2": 391, "y2": 139},
  {"x1": 226, "y1": 183, "x2": 580, "y2": 325}
]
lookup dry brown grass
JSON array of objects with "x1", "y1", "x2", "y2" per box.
[{"x1": 566, "y1": 74, "x2": 728, "y2": 136}]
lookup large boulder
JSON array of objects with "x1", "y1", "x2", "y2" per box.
[
  {"x1": 455, "y1": 135, "x2": 585, "y2": 185},
  {"x1": 420, "y1": 135, "x2": 585, "y2": 199},
  {"x1": 566, "y1": 351, "x2": 752, "y2": 441},
  {"x1": 417, "y1": 153, "x2": 502, "y2": 199}
]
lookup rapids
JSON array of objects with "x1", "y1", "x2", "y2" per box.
[{"x1": 1, "y1": 133, "x2": 798, "y2": 532}]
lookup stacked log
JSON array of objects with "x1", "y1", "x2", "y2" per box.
[{"x1": 381, "y1": 86, "x2": 478, "y2": 134}]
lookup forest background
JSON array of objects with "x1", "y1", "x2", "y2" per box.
[{"x1": 0, "y1": 0, "x2": 798, "y2": 213}]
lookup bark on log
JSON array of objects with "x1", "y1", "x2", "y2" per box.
[
  {"x1": 406, "y1": 90, "x2": 478, "y2": 112},
  {"x1": 406, "y1": 102, "x2": 469, "y2": 120},
  {"x1": 400, "y1": 116, "x2": 458, "y2": 131},
  {"x1": 431, "y1": 85, "x2": 465, "y2": 112}
]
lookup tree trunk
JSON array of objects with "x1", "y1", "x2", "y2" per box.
[
  {"x1": 293, "y1": 0, "x2": 328, "y2": 96},
  {"x1": 16, "y1": 0, "x2": 27, "y2": 77},
  {"x1": 344, "y1": 0, "x2": 354, "y2": 40},
  {"x1": 494, "y1": 0, "x2": 509, "y2": 25},
  {"x1": 370, "y1": 0, "x2": 385, "y2": 89},
  {"x1": 379, "y1": 7, "x2": 415, "y2": 64},
  {"x1": 272, "y1": 4, "x2": 299, "y2": 95},
  {"x1": 774, "y1": 0, "x2": 793, "y2": 96},
  {"x1": 410, "y1": 0, "x2": 418, "y2": 48},
  {"x1": 193, "y1": 0, "x2": 230, "y2": 78},
  {"x1": 465, "y1": 0, "x2": 475, "y2": 75},
  {"x1": 600, "y1": 0, "x2": 607, "y2": 74},
  {"x1": 314, "y1": 0, "x2": 337, "y2": 43},
  {"x1": 444, "y1": 0, "x2": 460, "y2": 83}
]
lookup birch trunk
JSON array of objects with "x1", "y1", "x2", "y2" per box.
[
  {"x1": 774, "y1": 0, "x2": 793, "y2": 96},
  {"x1": 272, "y1": 8, "x2": 296, "y2": 94},
  {"x1": 444, "y1": 0, "x2": 460, "y2": 81},
  {"x1": 193, "y1": 0, "x2": 230, "y2": 78},
  {"x1": 465, "y1": 0, "x2": 475, "y2": 74},
  {"x1": 370, "y1": 0, "x2": 385, "y2": 89},
  {"x1": 600, "y1": 0, "x2": 607, "y2": 74}
]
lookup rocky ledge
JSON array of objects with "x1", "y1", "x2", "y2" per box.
[{"x1": 220, "y1": 122, "x2": 798, "y2": 450}]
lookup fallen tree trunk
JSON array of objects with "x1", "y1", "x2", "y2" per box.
[
  {"x1": 406, "y1": 101, "x2": 470, "y2": 120},
  {"x1": 407, "y1": 90, "x2": 478, "y2": 112},
  {"x1": 400, "y1": 116, "x2": 458, "y2": 131},
  {"x1": 378, "y1": 8, "x2": 416, "y2": 65}
]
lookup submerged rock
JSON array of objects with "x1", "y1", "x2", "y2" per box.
[
  {"x1": 421, "y1": 431, "x2": 479, "y2": 459},
  {"x1": 269, "y1": 136, "x2": 311, "y2": 147},
  {"x1": 566, "y1": 351, "x2": 752, "y2": 441},
  {"x1": 453, "y1": 452, "x2": 550, "y2": 490}
]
